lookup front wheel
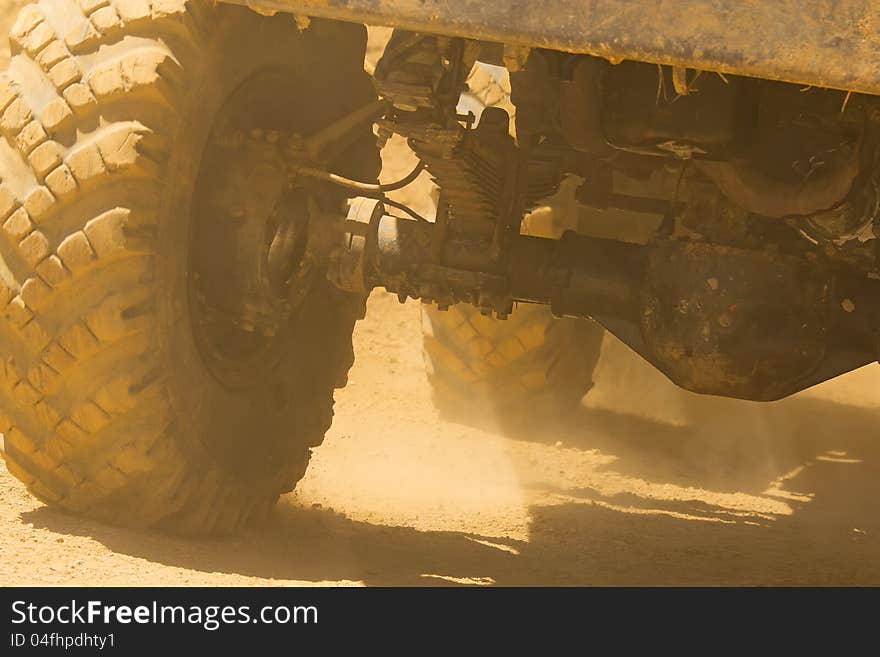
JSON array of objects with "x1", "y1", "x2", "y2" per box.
[{"x1": 0, "y1": 1, "x2": 378, "y2": 533}]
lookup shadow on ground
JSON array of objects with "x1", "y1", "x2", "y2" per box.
[
  {"x1": 497, "y1": 394, "x2": 880, "y2": 496},
  {"x1": 22, "y1": 393, "x2": 880, "y2": 586}
]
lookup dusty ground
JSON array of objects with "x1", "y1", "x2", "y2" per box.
[{"x1": 1, "y1": 5, "x2": 879, "y2": 586}]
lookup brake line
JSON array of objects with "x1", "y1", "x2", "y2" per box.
[
  {"x1": 381, "y1": 197, "x2": 429, "y2": 223},
  {"x1": 291, "y1": 160, "x2": 430, "y2": 222},
  {"x1": 291, "y1": 160, "x2": 427, "y2": 194}
]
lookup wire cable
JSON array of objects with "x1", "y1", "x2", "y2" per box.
[
  {"x1": 292, "y1": 161, "x2": 426, "y2": 194},
  {"x1": 381, "y1": 197, "x2": 429, "y2": 223},
  {"x1": 292, "y1": 161, "x2": 430, "y2": 223}
]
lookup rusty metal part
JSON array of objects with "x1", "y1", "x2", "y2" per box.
[
  {"x1": 373, "y1": 31, "x2": 473, "y2": 114},
  {"x1": 640, "y1": 242, "x2": 831, "y2": 401},
  {"x1": 299, "y1": 99, "x2": 385, "y2": 162},
  {"x1": 330, "y1": 198, "x2": 880, "y2": 401},
  {"x1": 198, "y1": 131, "x2": 294, "y2": 338},
  {"x1": 510, "y1": 231, "x2": 646, "y2": 323},
  {"x1": 329, "y1": 196, "x2": 382, "y2": 294},
  {"x1": 267, "y1": 189, "x2": 310, "y2": 296},
  {"x1": 558, "y1": 57, "x2": 612, "y2": 156},
  {"x1": 602, "y1": 60, "x2": 743, "y2": 158},
  {"x1": 694, "y1": 145, "x2": 863, "y2": 218},
  {"x1": 793, "y1": 152, "x2": 880, "y2": 248},
  {"x1": 373, "y1": 32, "x2": 566, "y2": 291},
  {"x1": 374, "y1": 32, "x2": 523, "y2": 256},
  {"x1": 204, "y1": 127, "x2": 362, "y2": 337},
  {"x1": 394, "y1": 105, "x2": 563, "y2": 292},
  {"x1": 333, "y1": 197, "x2": 512, "y2": 312},
  {"x1": 225, "y1": 0, "x2": 880, "y2": 95},
  {"x1": 797, "y1": 179, "x2": 880, "y2": 247}
]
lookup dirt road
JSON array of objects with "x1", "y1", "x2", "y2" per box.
[
  {"x1": 1, "y1": 3, "x2": 879, "y2": 586},
  {"x1": 3, "y1": 286, "x2": 879, "y2": 585}
]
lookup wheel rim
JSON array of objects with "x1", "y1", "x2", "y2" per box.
[{"x1": 187, "y1": 73, "x2": 316, "y2": 389}]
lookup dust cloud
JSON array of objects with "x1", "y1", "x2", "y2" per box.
[{"x1": 0, "y1": 5, "x2": 877, "y2": 586}]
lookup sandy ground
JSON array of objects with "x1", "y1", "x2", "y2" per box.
[{"x1": 1, "y1": 5, "x2": 879, "y2": 586}]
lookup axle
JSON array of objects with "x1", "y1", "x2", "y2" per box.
[
  {"x1": 332, "y1": 197, "x2": 644, "y2": 321},
  {"x1": 330, "y1": 197, "x2": 880, "y2": 401}
]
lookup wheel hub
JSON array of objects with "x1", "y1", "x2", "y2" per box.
[{"x1": 189, "y1": 128, "x2": 317, "y2": 386}]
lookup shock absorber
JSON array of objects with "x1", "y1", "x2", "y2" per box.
[{"x1": 373, "y1": 31, "x2": 563, "y2": 317}]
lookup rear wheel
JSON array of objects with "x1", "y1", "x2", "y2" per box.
[
  {"x1": 422, "y1": 304, "x2": 604, "y2": 423},
  {"x1": 421, "y1": 64, "x2": 605, "y2": 424},
  {"x1": 0, "y1": 1, "x2": 378, "y2": 533}
]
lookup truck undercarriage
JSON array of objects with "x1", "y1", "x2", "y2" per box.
[{"x1": 310, "y1": 16, "x2": 880, "y2": 402}]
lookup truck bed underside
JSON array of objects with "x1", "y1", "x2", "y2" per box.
[{"x1": 226, "y1": 0, "x2": 880, "y2": 95}]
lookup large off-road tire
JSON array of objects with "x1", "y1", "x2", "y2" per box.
[
  {"x1": 422, "y1": 304, "x2": 605, "y2": 423},
  {"x1": 421, "y1": 64, "x2": 605, "y2": 424},
  {"x1": 0, "y1": 1, "x2": 378, "y2": 533}
]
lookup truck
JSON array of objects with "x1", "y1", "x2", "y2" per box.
[{"x1": 0, "y1": 0, "x2": 877, "y2": 533}]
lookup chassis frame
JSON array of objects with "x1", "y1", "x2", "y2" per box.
[{"x1": 227, "y1": 0, "x2": 880, "y2": 95}]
